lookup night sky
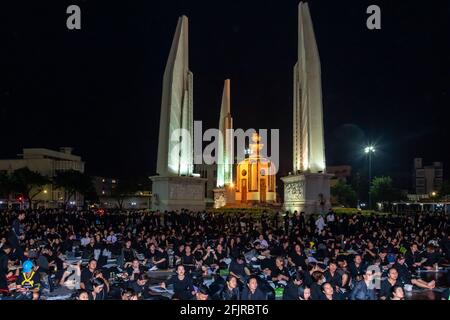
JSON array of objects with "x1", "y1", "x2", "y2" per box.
[{"x1": 1, "y1": 0, "x2": 449, "y2": 190}]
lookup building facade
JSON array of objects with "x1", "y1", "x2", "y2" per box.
[
  {"x1": 0, "y1": 147, "x2": 85, "y2": 208},
  {"x1": 413, "y1": 158, "x2": 443, "y2": 195},
  {"x1": 235, "y1": 134, "x2": 277, "y2": 204}
]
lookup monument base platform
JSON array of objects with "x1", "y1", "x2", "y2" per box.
[
  {"x1": 150, "y1": 176, "x2": 206, "y2": 212},
  {"x1": 213, "y1": 185, "x2": 236, "y2": 209},
  {"x1": 281, "y1": 172, "x2": 331, "y2": 215}
]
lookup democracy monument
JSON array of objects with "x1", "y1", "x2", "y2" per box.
[{"x1": 151, "y1": 2, "x2": 330, "y2": 214}]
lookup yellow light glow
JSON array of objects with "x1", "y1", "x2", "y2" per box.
[{"x1": 43, "y1": 190, "x2": 48, "y2": 194}]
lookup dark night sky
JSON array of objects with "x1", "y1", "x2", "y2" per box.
[{"x1": 1, "y1": 0, "x2": 449, "y2": 189}]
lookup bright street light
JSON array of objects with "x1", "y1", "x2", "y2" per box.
[
  {"x1": 364, "y1": 145, "x2": 376, "y2": 209},
  {"x1": 364, "y1": 146, "x2": 375, "y2": 154}
]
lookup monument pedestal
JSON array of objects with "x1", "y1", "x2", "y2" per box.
[
  {"x1": 150, "y1": 176, "x2": 206, "y2": 212},
  {"x1": 281, "y1": 172, "x2": 331, "y2": 215},
  {"x1": 213, "y1": 185, "x2": 236, "y2": 209}
]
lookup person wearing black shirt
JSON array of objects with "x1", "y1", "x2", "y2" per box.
[
  {"x1": 349, "y1": 254, "x2": 366, "y2": 281},
  {"x1": 153, "y1": 248, "x2": 169, "y2": 269},
  {"x1": 126, "y1": 259, "x2": 147, "y2": 280},
  {"x1": 122, "y1": 240, "x2": 136, "y2": 264},
  {"x1": 309, "y1": 270, "x2": 326, "y2": 300},
  {"x1": 379, "y1": 267, "x2": 402, "y2": 300},
  {"x1": 229, "y1": 255, "x2": 250, "y2": 284},
  {"x1": 321, "y1": 282, "x2": 342, "y2": 300},
  {"x1": 324, "y1": 260, "x2": 343, "y2": 290},
  {"x1": 241, "y1": 276, "x2": 266, "y2": 300},
  {"x1": 283, "y1": 273, "x2": 303, "y2": 300},
  {"x1": 0, "y1": 244, "x2": 12, "y2": 292},
  {"x1": 89, "y1": 278, "x2": 108, "y2": 300},
  {"x1": 161, "y1": 265, "x2": 195, "y2": 300},
  {"x1": 405, "y1": 243, "x2": 422, "y2": 269},
  {"x1": 80, "y1": 260, "x2": 96, "y2": 291},
  {"x1": 202, "y1": 246, "x2": 217, "y2": 267},
  {"x1": 421, "y1": 244, "x2": 441, "y2": 268},
  {"x1": 8, "y1": 212, "x2": 26, "y2": 262},
  {"x1": 271, "y1": 257, "x2": 290, "y2": 283},
  {"x1": 288, "y1": 244, "x2": 307, "y2": 271},
  {"x1": 181, "y1": 245, "x2": 196, "y2": 273},
  {"x1": 389, "y1": 285, "x2": 405, "y2": 300},
  {"x1": 220, "y1": 275, "x2": 240, "y2": 300},
  {"x1": 393, "y1": 255, "x2": 435, "y2": 289},
  {"x1": 80, "y1": 259, "x2": 109, "y2": 293},
  {"x1": 128, "y1": 274, "x2": 150, "y2": 299}
]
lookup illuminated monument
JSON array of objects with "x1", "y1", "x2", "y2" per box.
[
  {"x1": 213, "y1": 79, "x2": 235, "y2": 208},
  {"x1": 151, "y1": 15, "x2": 206, "y2": 212},
  {"x1": 281, "y1": 2, "x2": 331, "y2": 214}
]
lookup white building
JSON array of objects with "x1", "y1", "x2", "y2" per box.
[{"x1": 0, "y1": 147, "x2": 85, "y2": 208}]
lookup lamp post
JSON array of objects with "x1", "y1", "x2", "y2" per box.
[{"x1": 364, "y1": 146, "x2": 375, "y2": 209}]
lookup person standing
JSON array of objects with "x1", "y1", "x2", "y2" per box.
[{"x1": 8, "y1": 212, "x2": 26, "y2": 262}]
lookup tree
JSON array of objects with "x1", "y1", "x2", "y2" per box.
[
  {"x1": 369, "y1": 176, "x2": 406, "y2": 208},
  {"x1": 10, "y1": 167, "x2": 50, "y2": 209},
  {"x1": 439, "y1": 181, "x2": 450, "y2": 199},
  {"x1": 331, "y1": 181, "x2": 357, "y2": 207},
  {"x1": 0, "y1": 171, "x2": 13, "y2": 199},
  {"x1": 54, "y1": 170, "x2": 94, "y2": 207}
]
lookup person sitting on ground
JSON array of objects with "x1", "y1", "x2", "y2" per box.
[
  {"x1": 240, "y1": 276, "x2": 266, "y2": 300},
  {"x1": 89, "y1": 278, "x2": 108, "y2": 300},
  {"x1": 160, "y1": 264, "x2": 195, "y2": 300},
  {"x1": 229, "y1": 255, "x2": 250, "y2": 285},
  {"x1": 349, "y1": 269, "x2": 377, "y2": 300},
  {"x1": 309, "y1": 270, "x2": 326, "y2": 300},
  {"x1": 181, "y1": 245, "x2": 196, "y2": 273},
  {"x1": 271, "y1": 256, "x2": 290, "y2": 284},
  {"x1": 75, "y1": 289, "x2": 89, "y2": 300},
  {"x1": 349, "y1": 254, "x2": 366, "y2": 282},
  {"x1": 121, "y1": 288, "x2": 138, "y2": 300},
  {"x1": 393, "y1": 254, "x2": 435, "y2": 289},
  {"x1": 283, "y1": 272, "x2": 304, "y2": 300},
  {"x1": 288, "y1": 244, "x2": 308, "y2": 271},
  {"x1": 320, "y1": 282, "x2": 342, "y2": 300},
  {"x1": 80, "y1": 259, "x2": 109, "y2": 293},
  {"x1": 298, "y1": 285, "x2": 312, "y2": 300},
  {"x1": 0, "y1": 244, "x2": 12, "y2": 295},
  {"x1": 194, "y1": 285, "x2": 210, "y2": 301},
  {"x1": 389, "y1": 285, "x2": 405, "y2": 300},
  {"x1": 379, "y1": 267, "x2": 402, "y2": 300},
  {"x1": 125, "y1": 258, "x2": 146, "y2": 281},
  {"x1": 15, "y1": 260, "x2": 40, "y2": 300},
  {"x1": 421, "y1": 244, "x2": 441, "y2": 270},
  {"x1": 405, "y1": 243, "x2": 423, "y2": 269},
  {"x1": 128, "y1": 273, "x2": 150, "y2": 299},
  {"x1": 220, "y1": 275, "x2": 240, "y2": 301},
  {"x1": 324, "y1": 260, "x2": 343, "y2": 292}
]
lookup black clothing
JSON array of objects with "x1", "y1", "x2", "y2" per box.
[
  {"x1": 240, "y1": 287, "x2": 266, "y2": 300},
  {"x1": 80, "y1": 268, "x2": 95, "y2": 291},
  {"x1": 221, "y1": 286, "x2": 240, "y2": 300},
  {"x1": 283, "y1": 281, "x2": 301, "y2": 300},
  {"x1": 166, "y1": 275, "x2": 195, "y2": 300},
  {"x1": 379, "y1": 279, "x2": 402, "y2": 299}
]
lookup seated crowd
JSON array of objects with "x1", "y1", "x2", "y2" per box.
[{"x1": 0, "y1": 209, "x2": 449, "y2": 300}]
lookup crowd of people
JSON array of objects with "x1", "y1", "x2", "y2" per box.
[{"x1": 0, "y1": 208, "x2": 449, "y2": 301}]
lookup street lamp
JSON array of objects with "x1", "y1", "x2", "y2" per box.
[{"x1": 364, "y1": 145, "x2": 375, "y2": 209}]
